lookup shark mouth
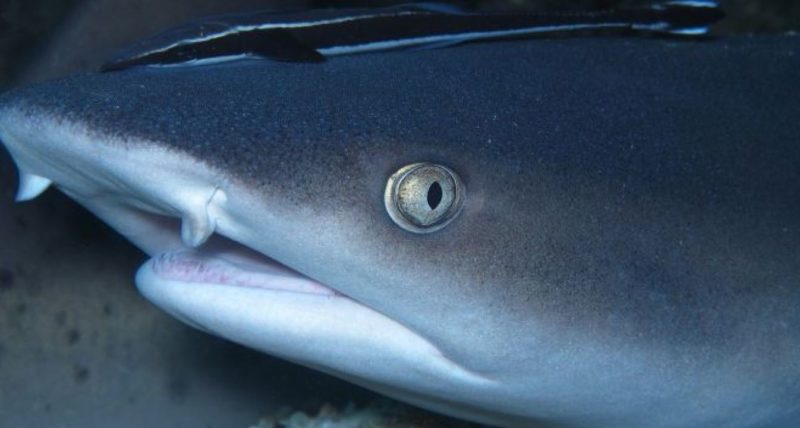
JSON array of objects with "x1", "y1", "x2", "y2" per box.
[
  {"x1": 151, "y1": 249, "x2": 339, "y2": 297},
  {"x1": 66, "y1": 184, "x2": 345, "y2": 306},
  {"x1": 13, "y1": 162, "x2": 346, "y2": 304},
  {"x1": 107, "y1": 202, "x2": 344, "y2": 299},
  {"x1": 111, "y1": 207, "x2": 343, "y2": 300}
]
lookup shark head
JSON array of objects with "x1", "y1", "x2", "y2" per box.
[
  {"x1": 1, "y1": 38, "x2": 799, "y2": 428},
  {"x1": 0, "y1": 49, "x2": 525, "y2": 426}
]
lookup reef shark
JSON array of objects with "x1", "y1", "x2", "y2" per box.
[{"x1": 0, "y1": 4, "x2": 799, "y2": 428}]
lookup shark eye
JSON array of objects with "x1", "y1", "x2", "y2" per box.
[{"x1": 384, "y1": 162, "x2": 464, "y2": 233}]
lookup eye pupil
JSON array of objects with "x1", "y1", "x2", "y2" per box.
[{"x1": 427, "y1": 181, "x2": 443, "y2": 210}]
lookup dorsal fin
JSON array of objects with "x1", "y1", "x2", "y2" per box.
[
  {"x1": 102, "y1": 28, "x2": 323, "y2": 71},
  {"x1": 101, "y1": 1, "x2": 724, "y2": 72}
]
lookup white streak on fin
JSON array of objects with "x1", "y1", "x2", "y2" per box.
[{"x1": 16, "y1": 172, "x2": 52, "y2": 202}]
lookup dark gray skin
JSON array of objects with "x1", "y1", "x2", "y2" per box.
[{"x1": 1, "y1": 36, "x2": 799, "y2": 426}]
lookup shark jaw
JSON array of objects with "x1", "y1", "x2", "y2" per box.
[{"x1": 0, "y1": 106, "x2": 498, "y2": 418}]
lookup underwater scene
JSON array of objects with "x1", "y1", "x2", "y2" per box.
[{"x1": 0, "y1": 1, "x2": 798, "y2": 427}]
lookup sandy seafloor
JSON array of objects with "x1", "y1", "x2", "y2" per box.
[{"x1": 0, "y1": 1, "x2": 797, "y2": 427}]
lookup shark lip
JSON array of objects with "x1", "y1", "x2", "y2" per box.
[
  {"x1": 145, "y1": 232, "x2": 343, "y2": 298},
  {"x1": 76, "y1": 200, "x2": 351, "y2": 300}
]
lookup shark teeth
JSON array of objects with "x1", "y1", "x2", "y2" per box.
[
  {"x1": 16, "y1": 171, "x2": 52, "y2": 202},
  {"x1": 181, "y1": 210, "x2": 215, "y2": 248},
  {"x1": 179, "y1": 187, "x2": 226, "y2": 248}
]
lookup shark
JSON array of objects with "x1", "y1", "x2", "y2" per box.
[{"x1": 0, "y1": 4, "x2": 798, "y2": 428}]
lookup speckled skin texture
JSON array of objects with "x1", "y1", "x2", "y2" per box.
[{"x1": 2, "y1": 36, "x2": 800, "y2": 426}]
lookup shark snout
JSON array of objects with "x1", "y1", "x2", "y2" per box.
[{"x1": 0, "y1": 103, "x2": 233, "y2": 255}]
